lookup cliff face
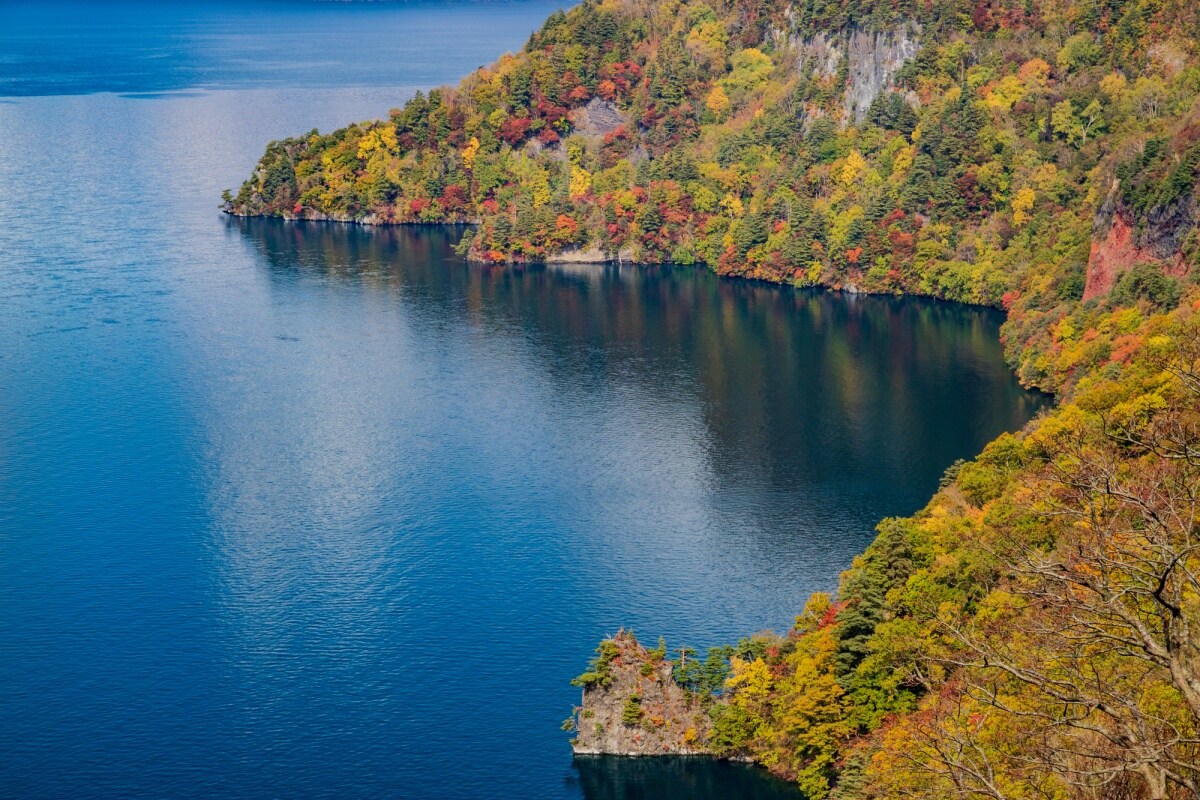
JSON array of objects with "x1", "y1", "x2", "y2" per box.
[
  {"x1": 840, "y1": 27, "x2": 919, "y2": 123},
  {"x1": 570, "y1": 632, "x2": 712, "y2": 757},
  {"x1": 568, "y1": 98, "x2": 628, "y2": 139},
  {"x1": 794, "y1": 25, "x2": 920, "y2": 124},
  {"x1": 1084, "y1": 178, "x2": 1196, "y2": 300}
]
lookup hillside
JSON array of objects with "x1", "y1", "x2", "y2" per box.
[{"x1": 227, "y1": 0, "x2": 1200, "y2": 796}]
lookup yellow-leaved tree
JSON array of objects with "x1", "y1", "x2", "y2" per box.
[
  {"x1": 1011, "y1": 187, "x2": 1036, "y2": 227},
  {"x1": 461, "y1": 136, "x2": 480, "y2": 170},
  {"x1": 706, "y1": 85, "x2": 731, "y2": 120},
  {"x1": 840, "y1": 150, "x2": 867, "y2": 188},
  {"x1": 569, "y1": 165, "x2": 592, "y2": 199}
]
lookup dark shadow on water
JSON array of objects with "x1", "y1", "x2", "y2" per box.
[
  {"x1": 227, "y1": 218, "x2": 1051, "y2": 532},
  {"x1": 570, "y1": 756, "x2": 804, "y2": 799}
]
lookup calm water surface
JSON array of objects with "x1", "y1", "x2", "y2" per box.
[{"x1": 0, "y1": 3, "x2": 1047, "y2": 797}]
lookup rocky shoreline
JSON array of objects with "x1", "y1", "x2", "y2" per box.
[{"x1": 567, "y1": 631, "x2": 717, "y2": 759}]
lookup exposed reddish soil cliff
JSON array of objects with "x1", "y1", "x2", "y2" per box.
[
  {"x1": 1085, "y1": 200, "x2": 1192, "y2": 301},
  {"x1": 1084, "y1": 213, "x2": 1167, "y2": 300}
]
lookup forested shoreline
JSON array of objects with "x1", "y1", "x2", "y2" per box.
[{"x1": 228, "y1": 0, "x2": 1200, "y2": 795}]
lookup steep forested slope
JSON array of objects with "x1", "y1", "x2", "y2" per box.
[{"x1": 228, "y1": 0, "x2": 1200, "y2": 796}]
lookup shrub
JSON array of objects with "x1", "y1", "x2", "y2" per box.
[
  {"x1": 621, "y1": 694, "x2": 644, "y2": 725},
  {"x1": 1110, "y1": 262, "x2": 1181, "y2": 310}
]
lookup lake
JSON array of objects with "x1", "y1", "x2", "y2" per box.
[{"x1": 0, "y1": 2, "x2": 1048, "y2": 797}]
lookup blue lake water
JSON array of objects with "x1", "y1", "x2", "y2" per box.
[{"x1": 0, "y1": 2, "x2": 1048, "y2": 797}]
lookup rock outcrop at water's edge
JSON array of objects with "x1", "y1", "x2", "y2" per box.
[
  {"x1": 568, "y1": 631, "x2": 713, "y2": 758},
  {"x1": 544, "y1": 244, "x2": 634, "y2": 264}
]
